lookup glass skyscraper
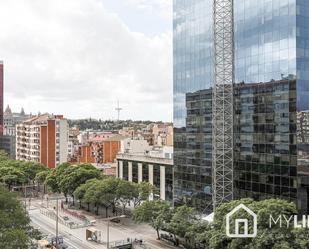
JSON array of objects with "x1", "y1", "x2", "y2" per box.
[
  {"x1": 173, "y1": 0, "x2": 309, "y2": 214},
  {"x1": 174, "y1": 0, "x2": 214, "y2": 210}
]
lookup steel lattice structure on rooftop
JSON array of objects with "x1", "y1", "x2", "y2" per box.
[{"x1": 212, "y1": 0, "x2": 234, "y2": 209}]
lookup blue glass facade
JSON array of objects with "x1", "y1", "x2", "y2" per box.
[
  {"x1": 234, "y1": 0, "x2": 296, "y2": 84},
  {"x1": 174, "y1": 0, "x2": 309, "y2": 213},
  {"x1": 296, "y1": 0, "x2": 309, "y2": 214},
  {"x1": 297, "y1": 0, "x2": 309, "y2": 111},
  {"x1": 173, "y1": 0, "x2": 214, "y2": 210},
  {"x1": 233, "y1": 0, "x2": 299, "y2": 209},
  {"x1": 174, "y1": 0, "x2": 213, "y2": 128}
]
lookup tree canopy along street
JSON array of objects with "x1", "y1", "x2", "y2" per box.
[
  {"x1": 133, "y1": 198, "x2": 309, "y2": 249},
  {"x1": 0, "y1": 186, "x2": 41, "y2": 249},
  {"x1": 0, "y1": 151, "x2": 47, "y2": 191}
]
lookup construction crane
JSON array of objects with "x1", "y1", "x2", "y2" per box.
[{"x1": 212, "y1": 0, "x2": 234, "y2": 209}]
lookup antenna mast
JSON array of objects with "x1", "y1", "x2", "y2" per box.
[{"x1": 115, "y1": 100, "x2": 122, "y2": 121}]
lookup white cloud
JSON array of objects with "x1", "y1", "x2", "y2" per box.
[
  {"x1": 0, "y1": 0, "x2": 172, "y2": 121},
  {"x1": 124, "y1": 0, "x2": 172, "y2": 19}
]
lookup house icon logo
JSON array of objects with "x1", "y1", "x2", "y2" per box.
[{"x1": 226, "y1": 204, "x2": 257, "y2": 238}]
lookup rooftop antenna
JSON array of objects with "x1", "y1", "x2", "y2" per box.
[{"x1": 115, "y1": 100, "x2": 122, "y2": 121}]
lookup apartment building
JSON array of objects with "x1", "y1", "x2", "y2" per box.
[
  {"x1": 16, "y1": 114, "x2": 68, "y2": 168},
  {"x1": 79, "y1": 134, "x2": 125, "y2": 164}
]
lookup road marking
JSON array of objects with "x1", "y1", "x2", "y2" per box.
[
  {"x1": 30, "y1": 215, "x2": 79, "y2": 249},
  {"x1": 30, "y1": 212, "x2": 100, "y2": 249}
]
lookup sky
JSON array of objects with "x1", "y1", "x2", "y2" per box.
[{"x1": 0, "y1": 0, "x2": 172, "y2": 121}]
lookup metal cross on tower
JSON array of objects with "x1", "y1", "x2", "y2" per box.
[{"x1": 212, "y1": 0, "x2": 234, "y2": 209}]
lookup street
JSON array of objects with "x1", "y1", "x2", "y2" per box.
[
  {"x1": 28, "y1": 199, "x2": 175, "y2": 249},
  {"x1": 29, "y1": 208, "x2": 100, "y2": 249}
]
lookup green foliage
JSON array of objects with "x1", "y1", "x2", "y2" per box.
[
  {"x1": 73, "y1": 180, "x2": 90, "y2": 202},
  {"x1": 44, "y1": 169, "x2": 60, "y2": 193},
  {"x1": 0, "y1": 158, "x2": 47, "y2": 189},
  {"x1": 68, "y1": 119, "x2": 159, "y2": 131},
  {"x1": 0, "y1": 186, "x2": 40, "y2": 248},
  {"x1": 184, "y1": 222, "x2": 211, "y2": 248},
  {"x1": 19, "y1": 162, "x2": 47, "y2": 182},
  {"x1": 0, "y1": 150, "x2": 9, "y2": 161},
  {"x1": 0, "y1": 157, "x2": 46, "y2": 246},
  {"x1": 133, "y1": 200, "x2": 173, "y2": 239},
  {"x1": 132, "y1": 181, "x2": 154, "y2": 207},
  {"x1": 168, "y1": 205, "x2": 197, "y2": 238},
  {"x1": 63, "y1": 165, "x2": 102, "y2": 197},
  {"x1": 45, "y1": 163, "x2": 102, "y2": 203},
  {"x1": 84, "y1": 178, "x2": 121, "y2": 215},
  {"x1": 73, "y1": 177, "x2": 156, "y2": 217},
  {"x1": 116, "y1": 180, "x2": 136, "y2": 212},
  {"x1": 83, "y1": 179, "x2": 101, "y2": 207},
  {"x1": 0, "y1": 167, "x2": 27, "y2": 188},
  {"x1": 35, "y1": 170, "x2": 50, "y2": 184},
  {"x1": 133, "y1": 202, "x2": 197, "y2": 240},
  {"x1": 95, "y1": 177, "x2": 120, "y2": 210}
]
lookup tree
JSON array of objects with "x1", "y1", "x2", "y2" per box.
[
  {"x1": 116, "y1": 180, "x2": 136, "y2": 214},
  {"x1": 74, "y1": 179, "x2": 99, "y2": 211},
  {"x1": 44, "y1": 169, "x2": 59, "y2": 193},
  {"x1": 83, "y1": 179, "x2": 101, "y2": 214},
  {"x1": 73, "y1": 181, "x2": 88, "y2": 209},
  {"x1": 19, "y1": 161, "x2": 47, "y2": 184},
  {"x1": 0, "y1": 167, "x2": 27, "y2": 189},
  {"x1": 132, "y1": 181, "x2": 154, "y2": 207},
  {"x1": 133, "y1": 200, "x2": 172, "y2": 239},
  {"x1": 35, "y1": 170, "x2": 50, "y2": 194},
  {"x1": 45, "y1": 163, "x2": 72, "y2": 201},
  {"x1": 99, "y1": 177, "x2": 121, "y2": 215},
  {"x1": 184, "y1": 222, "x2": 211, "y2": 249},
  {"x1": 58, "y1": 165, "x2": 75, "y2": 203},
  {"x1": 95, "y1": 178, "x2": 119, "y2": 217},
  {"x1": 168, "y1": 205, "x2": 197, "y2": 242},
  {"x1": 75, "y1": 178, "x2": 155, "y2": 218},
  {"x1": 59, "y1": 165, "x2": 101, "y2": 205},
  {"x1": 0, "y1": 186, "x2": 40, "y2": 248},
  {"x1": 35, "y1": 170, "x2": 49, "y2": 184},
  {"x1": 0, "y1": 159, "x2": 47, "y2": 190},
  {"x1": 45, "y1": 163, "x2": 102, "y2": 203},
  {"x1": 74, "y1": 177, "x2": 119, "y2": 216}
]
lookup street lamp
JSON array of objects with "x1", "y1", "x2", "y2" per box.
[
  {"x1": 53, "y1": 197, "x2": 60, "y2": 249},
  {"x1": 104, "y1": 215, "x2": 126, "y2": 249},
  {"x1": 50, "y1": 195, "x2": 66, "y2": 249}
]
